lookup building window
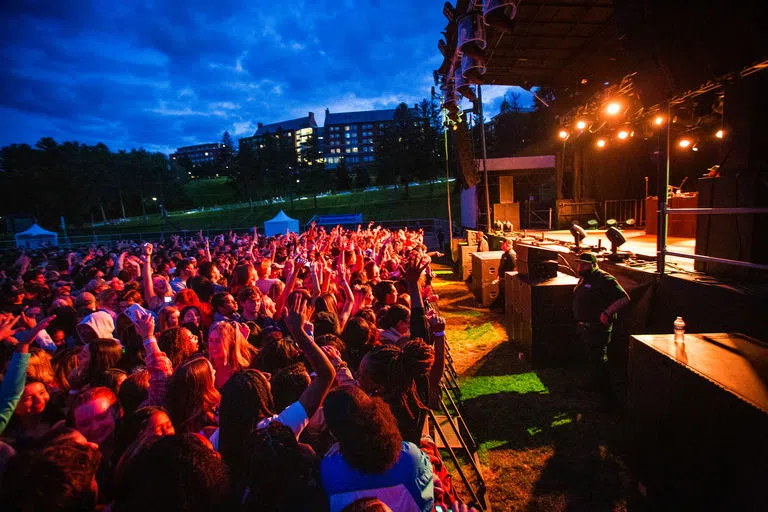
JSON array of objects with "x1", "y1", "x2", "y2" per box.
[
  {"x1": 352, "y1": 147, "x2": 358, "y2": 153},
  {"x1": 345, "y1": 126, "x2": 350, "y2": 131}
]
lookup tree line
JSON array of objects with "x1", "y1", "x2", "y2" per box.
[
  {"x1": 0, "y1": 138, "x2": 187, "y2": 228},
  {"x1": 3, "y1": 89, "x2": 553, "y2": 228}
]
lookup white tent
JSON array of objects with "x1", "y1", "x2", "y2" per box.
[
  {"x1": 263, "y1": 210, "x2": 299, "y2": 237},
  {"x1": 14, "y1": 224, "x2": 58, "y2": 249}
]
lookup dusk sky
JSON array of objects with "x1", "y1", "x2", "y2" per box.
[{"x1": 1, "y1": 1, "x2": 532, "y2": 155}]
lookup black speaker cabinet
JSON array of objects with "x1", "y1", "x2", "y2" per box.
[
  {"x1": 505, "y1": 272, "x2": 579, "y2": 367},
  {"x1": 695, "y1": 172, "x2": 768, "y2": 278}
]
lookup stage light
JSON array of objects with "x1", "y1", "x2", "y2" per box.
[
  {"x1": 678, "y1": 138, "x2": 692, "y2": 149},
  {"x1": 654, "y1": 116, "x2": 664, "y2": 126},
  {"x1": 570, "y1": 223, "x2": 588, "y2": 251},
  {"x1": 715, "y1": 129, "x2": 724, "y2": 139},
  {"x1": 692, "y1": 146, "x2": 699, "y2": 152},
  {"x1": 606, "y1": 226, "x2": 627, "y2": 258},
  {"x1": 576, "y1": 120, "x2": 587, "y2": 130},
  {"x1": 558, "y1": 130, "x2": 569, "y2": 140},
  {"x1": 605, "y1": 101, "x2": 622, "y2": 116},
  {"x1": 617, "y1": 130, "x2": 629, "y2": 140},
  {"x1": 596, "y1": 138, "x2": 607, "y2": 148}
]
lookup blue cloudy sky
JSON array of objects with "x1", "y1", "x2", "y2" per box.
[{"x1": 1, "y1": 0, "x2": 532, "y2": 154}]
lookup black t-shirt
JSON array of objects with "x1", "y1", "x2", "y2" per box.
[
  {"x1": 572, "y1": 268, "x2": 627, "y2": 323},
  {"x1": 499, "y1": 249, "x2": 517, "y2": 277}
]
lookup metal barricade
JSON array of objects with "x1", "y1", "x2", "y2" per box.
[{"x1": 603, "y1": 199, "x2": 645, "y2": 227}]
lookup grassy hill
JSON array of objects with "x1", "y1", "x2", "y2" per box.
[{"x1": 73, "y1": 180, "x2": 460, "y2": 237}]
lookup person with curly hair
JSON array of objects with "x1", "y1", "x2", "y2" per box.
[
  {"x1": 321, "y1": 385, "x2": 433, "y2": 512},
  {"x1": 356, "y1": 340, "x2": 435, "y2": 445},
  {"x1": 156, "y1": 326, "x2": 200, "y2": 369}
]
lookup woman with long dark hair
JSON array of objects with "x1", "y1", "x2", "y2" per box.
[{"x1": 165, "y1": 356, "x2": 220, "y2": 434}]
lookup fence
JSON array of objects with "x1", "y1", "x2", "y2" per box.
[
  {"x1": 0, "y1": 219, "x2": 461, "y2": 251},
  {"x1": 556, "y1": 198, "x2": 645, "y2": 229},
  {"x1": 604, "y1": 198, "x2": 645, "y2": 227}
]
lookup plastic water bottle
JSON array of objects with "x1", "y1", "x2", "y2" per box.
[{"x1": 674, "y1": 317, "x2": 686, "y2": 343}]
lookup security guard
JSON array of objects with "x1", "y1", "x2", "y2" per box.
[
  {"x1": 572, "y1": 252, "x2": 630, "y2": 397},
  {"x1": 491, "y1": 239, "x2": 516, "y2": 310}
]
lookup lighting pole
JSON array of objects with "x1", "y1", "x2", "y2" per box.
[
  {"x1": 657, "y1": 101, "x2": 671, "y2": 275},
  {"x1": 478, "y1": 85, "x2": 491, "y2": 231},
  {"x1": 443, "y1": 109, "x2": 453, "y2": 255}
]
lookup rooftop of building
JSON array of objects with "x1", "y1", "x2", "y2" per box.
[
  {"x1": 175, "y1": 142, "x2": 222, "y2": 153},
  {"x1": 324, "y1": 108, "x2": 399, "y2": 126},
  {"x1": 254, "y1": 112, "x2": 317, "y2": 136}
]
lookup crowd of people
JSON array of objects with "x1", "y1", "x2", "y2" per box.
[{"x1": 0, "y1": 223, "x2": 479, "y2": 512}]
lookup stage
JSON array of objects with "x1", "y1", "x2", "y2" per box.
[
  {"x1": 475, "y1": 227, "x2": 768, "y2": 343},
  {"x1": 519, "y1": 229, "x2": 696, "y2": 273}
]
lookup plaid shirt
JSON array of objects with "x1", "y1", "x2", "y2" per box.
[{"x1": 143, "y1": 337, "x2": 173, "y2": 406}]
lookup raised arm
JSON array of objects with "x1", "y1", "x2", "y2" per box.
[
  {"x1": 204, "y1": 237, "x2": 212, "y2": 263},
  {"x1": 273, "y1": 258, "x2": 298, "y2": 321},
  {"x1": 310, "y1": 260, "x2": 322, "y2": 300},
  {"x1": 0, "y1": 314, "x2": 55, "y2": 434},
  {"x1": 284, "y1": 293, "x2": 335, "y2": 419},
  {"x1": 403, "y1": 254, "x2": 430, "y2": 340},
  {"x1": 141, "y1": 243, "x2": 156, "y2": 305},
  {"x1": 134, "y1": 310, "x2": 172, "y2": 405},
  {"x1": 336, "y1": 264, "x2": 354, "y2": 331},
  {"x1": 426, "y1": 313, "x2": 446, "y2": 409}
]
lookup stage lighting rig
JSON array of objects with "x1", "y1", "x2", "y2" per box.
[
  {"x1": 570, "y1": 223, "x2": 588, "y2": 252},
  {"x1": 606, "y1": 226, "x2": 630, "y2": 261}
]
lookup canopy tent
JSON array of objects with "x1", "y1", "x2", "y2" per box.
[
  {"x1": 263, "y1": 210, "x2": 299, "y2": 237},
  {"x1": 14, "y1": 224, "x2": 58, "y2": 249}
]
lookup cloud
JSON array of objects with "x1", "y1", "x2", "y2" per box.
[{"x1": 0, "y1": 1, "x2": 506, "y2": 152}]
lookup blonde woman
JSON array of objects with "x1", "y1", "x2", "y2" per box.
[{"x1": 207, "y1": 320, "x2": 258, "y2": 388}]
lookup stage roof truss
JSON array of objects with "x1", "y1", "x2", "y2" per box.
[{"x1": 436, "y1": 0, "x2": 623, "y2": 91}]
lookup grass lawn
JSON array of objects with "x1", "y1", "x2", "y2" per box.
[
  {"x1": 435, "y1": 265, "x2": 639, "y2": 511},
  {"x1": 183, "y1": 177, "x2": 238, "y2": 206},
  {"x1": 69, "y1": 180, "x2": 460, "y2": 237}
]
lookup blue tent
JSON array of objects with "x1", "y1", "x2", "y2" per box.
[
  {"x1": 14, "y1": 224, "x2": 58, "y2": 248},
  {"x1": 263, "y1": 210, "x2": 299, "y2": 237}
]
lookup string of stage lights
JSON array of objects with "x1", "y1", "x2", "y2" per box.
[
  {"x1": 556, "y1": 98, "x2": 726, "y2": 152},
  {"x1": 556, "y1": 59, "x2": 768, "y2": 152}
]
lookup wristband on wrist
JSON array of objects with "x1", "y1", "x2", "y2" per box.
[
  {"x1": 142, "y1": 335, "x2": 156, "y2": 346},
  {"x1": 432, "y1": 331, "x2": 445, "y2": 337}
]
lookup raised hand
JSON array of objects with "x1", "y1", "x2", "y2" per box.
[
  {"x1": 0, "y1": 313, "x2": 22, "y2": 341},
  {"x1": 284, "y1": 293, "x2": 309, "y2": 337},
  {"x1": 134, "y1": 309, "x2": 155, "y2": 339},
  {"x1": 19, "y1": 307, "x2": 36, "y2": 329},
  {"x1": 402, "y1": 254, "x2": 429, "y2": 283},
  {"x1": 428, "y1": 313, "x2": 446, "y2": 334},
  {"x1": 320, "y1": 345, "x2": 343, "y2": 365}
]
